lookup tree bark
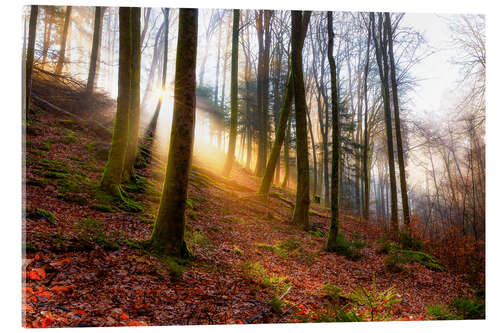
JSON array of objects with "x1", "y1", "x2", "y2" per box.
[
  {"x1": 385, "y1": 13, "x2": 411, "y2": 228},
  {"x1": 258, "y1": 11, "x2": 310, "y2": 195},
  {"x1": 149, "y1": 8, "x2": 198, "y2": 258},
  {"x1": 291, "y1": 11, "x2": 310, "y2": 230},
  {"x1": 362, "y1": 15, "x2": 371, "y2": 221},
  {"x1": 223, "y1": 9, "x2": 240, "y2": 176},
  {"x1": 326, "y1": 11, "x2": 341, "y2": 251},
  {"x1": 123, "y1": 7, "x2": 141, "y2": 181},
  {"x1": 100, "y1": 7, "x2": 131, "y2": 196},
  {"x1": 86, "y1": 7, "x2": 104, "y2": 94},
  {"x1": 25, "y1": 5, "x2": 38, "y2": 113},
  {"x1": 371, "y1": 12, "x2": 399, "y2": 237},
  {"x1": 55, "y1": 6, "x2": 72, "y2": 74}
]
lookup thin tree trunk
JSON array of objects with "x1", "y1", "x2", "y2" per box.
[
  {"x1": 223, "y1": 9, "x2": 240, "y2": 176},
  {"x1": 55, "y1": 6, "x2": 72, "y2": 74},
  {"x1": 41, "y1": 7, "x2": 54, "y2": 68},
  {"x1": 326, "y1": 11, "x2": 341, "y2": 251},
  {"x1": 362, "y1": 16, "x2": 371, "y2": 221},
  {"x1": 86, "y1": 7, "x2": 104, "y2": 94},
  {"x1": 25, "y1": 5, "x2": 38, "y2": 113},
  {"x1": 385, "y1": 13, "x2": 410, "y2": 228},
  {"x1": 259, "y1": 12, "x2": 310, "y2": 195},
  {"x1": 371, "y1": 12, "x2": 399, "y2": 237}
]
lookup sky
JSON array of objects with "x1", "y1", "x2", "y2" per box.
[{"x1": 400, "y1": 13, "x2": 460, "y2": 120}]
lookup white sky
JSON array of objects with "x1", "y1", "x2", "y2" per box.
[{"x1": 401, "y1": 13, "x2": 460, "y2": 119}]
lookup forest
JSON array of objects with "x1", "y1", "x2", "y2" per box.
[{"x1": 22, "y1": 5, "x2": 485, "y2": 327}]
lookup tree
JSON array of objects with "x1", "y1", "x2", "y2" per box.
[
  {"x1": 371, "y1": 13, "x2": 399, "y2": 237},
  {"x1": 86, "y1": 7, "x2": 104, "y2": 95},
  {"x1": 223, "y1": 9, "x2": 240, "y2": 177},
  {"x1": 291, "y1": 10, "x2": 311, "y2": 230},
  {"x1": 149, "y1": 8, "x2": 198, "y2": 258},
  {"x1": 362, "y1": 14, "x2": 371, "y2": 221},
  {"x1": 25, "y1": 5, "x2": 38, "y2": 113},
  {"x1": 385, "y1": 13, "x2": 410, "y2": 227},
  {"x1": 55, "y1": 6, "x2": 72, "y2": 74},
  {"x1": 41, "y1": 6, "x2": 54, "y2": 68},
  {"x1": 254, "y1": 10, "x2": 273, "y2": 176},
  {"x1": 100, "y1": 7, "x2": 131, "y2": 196},
  {"x1": 123, "y1": 7, "x2": 141, "y2": 181},
  {"x1": 258, "y1": 12, "x2": 311, "y2": 195},
  {"x1": 326, "y1": 11, "x2": 341, "y2": 251}
]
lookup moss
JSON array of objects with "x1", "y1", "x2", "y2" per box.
[
  {"x1": 450, "y1": 296, "x2": 485, "y2": 319},
  {"x1": 185, "y1": 230, "x2": 211, "y2": 251},
  {"x1": 58, "y1": 119, "x2": 83, "y2": 131},
  {"x1": 385, "y1": 248, "x2": 446, "y2": 272},
  {"x1": 399, "y1": 230, "x2": 423, "y2": 251},
  {"x1": 28, "y1": 208, "x2": 57, "y2": 223},
  {"x1": 90, "y1": 203, "x2": 115, "y2": 212},
  {"x1": 57, "y1": 193, "x2": 88, "y2": 205},
  {"x1": 73, "y1": 218, "x2": 119, "y2": 251},
  {"x1": 426, "y1": 304, "x2": 461, "y2": 320},
  {"x1": 328, "y1": 232, "x2": 362, "y2": 261},
  {"x1": 25, "y1": 177, "x2": 48, "y2": 187},
  {"x1": 139, "y1": 213, "x2": 155, "y2": 224},
  {"x1": 116, "y1": 197, "x2": 144, "y2": 212},
  {"x1": 308, "y1": 229, "x2": 325, "y2": 237},
  {"x1": 242, "y1": 261, "x2": 291, "y2": 296},
  {"x1": 127, "y1": 240, "x2": 189, "y2": 281},
  {"x1": 60, "y1": 130, "x2": 80, "y2": 144},
  {"x1": 402, "y1": 250, "x2": 446, "y2": 272},
  {"x1": 45, "y1": 171, "x2": 68, "y2": 179},
  {"x1": 255, "y1": 238, "x2": 301, "y2": 259},
  {"x1": 94, "y1": 187, "x2": 143, "y2": 213}
]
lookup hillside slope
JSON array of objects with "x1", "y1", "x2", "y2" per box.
[{"x1": 23, "y1": 79, "x2": 476, "y2": 327}]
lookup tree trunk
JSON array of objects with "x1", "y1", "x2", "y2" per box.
[
  {"x1": 371, "y1": 12, "x2": 399, "y2": 237},
  {"x1": 326, "y1": 11, "x2": 341, "y2": 251},
  {"x1": 25, "y1": 5, "x2": 38, "y2": 113},
  {"x1": 362, "y1": 16, "x2": 371, "y2": 221},
  {"x1": 150, "y1": 9, "x2": 170, "y2": 129},
  {"x1": 41, "y1": 7, "x2": 54, "y2": 68},
  {"x1": 291, "y1": 11, "x2": 310, "y2": 230},
  {"x1": 86, "y1": 7, "x2": 104, "y2": 94},
  {"x1": 100, "y1": 7, "x2": 131, "y2": 196},
  {"x1": 141, "y1": 21, "x2": 164, "y2": 110},
  {"x1": 258, "y1": 72, "x2": 294, "y2": 194},
  {"x1": 259, "y1": 11, "x2": 310, "y2": 195},
  {"x1": 149, "y1": 8, "x2": 198, "y2": 258},
  {"x1": 281, "y1": 117, "x2": 291, "y2": 189},
  {"x1": 385, "y1": 13, "x2": 411, "y2": 228},
  {"x1": 122, "y1": 7, "x2": 141, "y2": 181},
  {"x1": 55, "y1": 6, "x2": 72, "y2": 74},
  {"x1": 223, "y1": 9, "x2": 240, "y2": 176}
]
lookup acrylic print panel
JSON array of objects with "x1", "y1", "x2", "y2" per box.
[{"x1": 21, "y1": 2, "x2": 485, "y2": 328}]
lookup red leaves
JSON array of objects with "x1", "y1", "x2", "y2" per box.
[
  {"x1": 41, "y1": 316, "x2": 56, "y2": 328},
  {"x1": 26, "y1": 267, "x2": 46, "y2": 280},
  {"x1": 120, "y1": 312, "x2": 129, "y2": 321}
]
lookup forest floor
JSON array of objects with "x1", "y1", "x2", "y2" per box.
[{"x1": 23, "y1": 91, "x2": 476, "y2": 328}]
